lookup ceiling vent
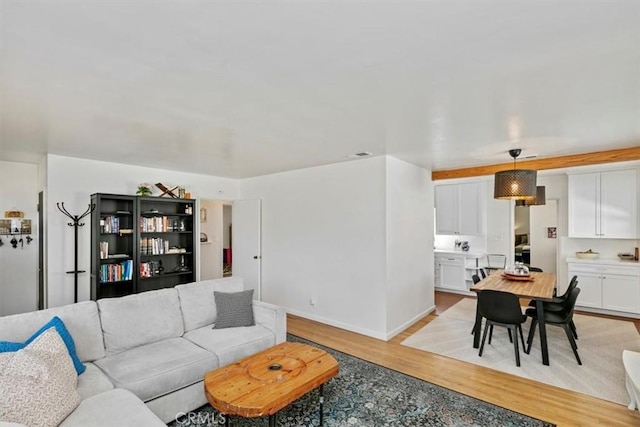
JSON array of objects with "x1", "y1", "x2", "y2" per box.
[{"x1": 348, "y1": 152, "x2": 372, "y2": 158}]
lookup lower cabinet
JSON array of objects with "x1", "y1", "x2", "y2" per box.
[
  {"x1": 435, "y1": 252, "x2": 484, "y2": 293},
  {"x1": 568, "y1": 261, "x2": 640, "y2": 314}
]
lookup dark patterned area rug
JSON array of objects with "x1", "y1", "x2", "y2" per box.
[{"x1": 169, "y1": 335, "x2": 554, "y2": 427}]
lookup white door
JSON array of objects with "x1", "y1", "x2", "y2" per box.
[{"x1": 232, "y1": 199, "x2": 262, "y2": 300}]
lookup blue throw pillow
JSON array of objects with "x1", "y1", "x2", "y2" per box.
[
  {"x1": 0, "y1": 341, "x2": 24, "y2": 352},
  {"x1": 0, "y1": 316, "x2": 86, "y2": 375}
]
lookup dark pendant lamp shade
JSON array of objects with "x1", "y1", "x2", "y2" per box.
[
  {"x1": 493, "y1": 149, "x2": 537, "y2": 200},
  {"x1": 515, "y1": 186, "x2": 546, "y2": 206}
]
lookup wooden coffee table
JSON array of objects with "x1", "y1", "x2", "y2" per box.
[{"x1": 204, "y1": 342, "x2": 339, "y2": 426}]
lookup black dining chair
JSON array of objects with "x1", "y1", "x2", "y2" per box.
[
  {"x1": 528, "y1": 267, "x2": 543, "y2": 272},
  {"x1": 479, "y1": 268, "x2": 487, "y2": 279},
  {"x1": 477, "y1": 290, "x2": 527, "y2": 367},
  {"x1": 528, "y1": 275, "x2": 579, "y2": 339},
  {"x1": 525, "y1": 287, "x2": 582, "y2": 365}
]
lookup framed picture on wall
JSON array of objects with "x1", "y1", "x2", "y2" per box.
[{"x1": 547, "y1": 227, "x2": 557, "y2": 239}]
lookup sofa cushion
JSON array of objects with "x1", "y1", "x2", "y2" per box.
[
  {"x1": 98, "y1": 288, "x2": 183, "y2": 354},
  {"x1": 0, "y1": 329, "x2": 80, "y2": 427},
  {"x1": 59, "y1": 389, "x2": 165, "y2": 427},
  {"x1": 94, "y1": 337, "x2": 217, "y2": 402},
  {"x1": 213, "y1": 290, "x2": 255, "y2": 329},
  {"x1": 184, "y1": 324, "x2": 275, "y2": 367},
  {"x1": 176, "y1": 277, "x2": 244, "y2": 332},
  {"x1": 0, "y1": 301, "x2": 105, "y2": 362},
  {"x1": 76, "y1": 362, "x2": 114, "y2": 400}
]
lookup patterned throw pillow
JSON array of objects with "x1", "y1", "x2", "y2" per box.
[
  {"x1": 0, "y1": 328, "x2": 81, "y2": 427},
  {"x1": 212, "y1": 289, "x2": 255, "y2": 329},
  {"x1": 0, "y1": 316, "x2": 86, "y2": 375}
]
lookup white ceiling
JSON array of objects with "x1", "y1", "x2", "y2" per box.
[{"x1": 1, "y1": 1, "x2": 638, "y2": 178}]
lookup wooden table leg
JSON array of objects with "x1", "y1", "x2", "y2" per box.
[
  {"x1": 473, "y1": 298, "x2": 482, "y2": 348},
  {"x1": 536, "y1": 299, "x2": 549, "y2": 366}
]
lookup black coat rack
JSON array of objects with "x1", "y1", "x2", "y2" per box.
[{"x1": 57, "y1": 202, "x2": 95, "y2": 303}]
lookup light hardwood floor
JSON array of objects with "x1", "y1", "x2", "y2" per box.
[{"x1": 287, "y1": 292, "x2": 640, "y2": 427}]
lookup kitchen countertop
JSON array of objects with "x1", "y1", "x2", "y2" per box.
[{"x1": 566, "y1": 257, "x2": 640, "y2": 267}]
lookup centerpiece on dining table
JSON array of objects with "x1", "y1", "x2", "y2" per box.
[{"x1": 502, "y1": 262, "x2": 534, "y2": 281}]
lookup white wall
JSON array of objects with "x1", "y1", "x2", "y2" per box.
[
  {"x1": 240, "y1": 157, "x2": 389, "y2": 338},
  {"x1": 385, "y1": 157, "x2": 434, "y2": 338},
  {"x1": 0, "y1": 161, "x2": 39, "y2": 316},
  {"x1": 45, "y1": 154, "x2": 239, "y2": 308}
]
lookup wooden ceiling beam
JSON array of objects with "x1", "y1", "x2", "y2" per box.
[{"x1": 431, "y1": 146, "x2": 640, "y2": 181}]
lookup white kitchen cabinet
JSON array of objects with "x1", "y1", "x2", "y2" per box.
[
  {"x1": 435, "y1": 182, "x2": 484, "y2": 236},
  {"x1": 435, "y1": 252, "x2": 485, "y2": 293},
  {"x1": 568, "y1": 169, "x2": 637, "y2": 239},
  {"x1": 568, "y1": 260, "x2": 640, "y2": 314}
]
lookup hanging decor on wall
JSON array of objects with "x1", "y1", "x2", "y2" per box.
[
  {"x1": 57, "y1": 202, "x2": 95, "y2": 303},
  {"x1": 494, "y1": 149, "x2": 537, "y2": 200}
]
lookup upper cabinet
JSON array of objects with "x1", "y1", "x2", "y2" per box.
[
  {"x1": 435, "y1": 182, "x2": 485, "y2": 235},
  {"x1": 568, "y1": 169, "x2": 638, "y2": 239}
]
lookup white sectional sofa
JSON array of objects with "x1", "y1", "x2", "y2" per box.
[{"x1": 0, "y1": 277, "x2": 287, "y2": 426}]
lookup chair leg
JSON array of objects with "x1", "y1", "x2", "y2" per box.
[
  {"x1": 512, "y1": 326, "x2": 521, "y2": 367},
  {"x1": 479, "y1": 322, "x2": 491, "y2": 357},
  {"x1": 526, "y1": 319, "x2": 537, "y2": 354},
  {"x1": 518, "y1": 324, "x2": 526, "y2": 349},
  {"x1": 570, "y1": 319, "x2": 578, "y2": 340},
  {"x1": 488, "y1": 325, "x2": 494, "y2": 344},
  {"x1": 563, "y1": 324, "x2": 582, "y2": 365},
  {"x1": 508, "y1": 328, "x2": 513, "y2": 343}
]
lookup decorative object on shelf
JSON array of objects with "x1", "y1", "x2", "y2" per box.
[
  {"x1": 4, "y1": 210, "x2": 23, "y2": 218},
  {"x1": 200, "y1": 232, "x2": 208, "y2": 242},
  {"x1": 515, "y1": 186, "x2": 546, "y2": 206},
  {"x1": 136, "y1": 183, "x2": 153, "y2": 197},
  {"x1": 57, "y1": 202, "x2": 96, "y2": 303},
  {"x1": 461, "y1": 241, "x2": 470, "y2": 252},
  {"x1": 200, "y1": 207, "x2": 207, "y2": 222},
  {"x1": 155, "y1": 182, "x2": 180, "y2": 198},
  {"x1": 618, "y1": 253, "x2": 636, "y2": 261},
  {"x1": 575, "y1": 250, "x2": 599, "y2": 259},
  {"x1": 494, "y1": 149, "x2": 537, "y2": 200}
]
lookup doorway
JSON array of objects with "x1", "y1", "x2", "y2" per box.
[
  {"x1": 514, "y1": 199, "x2": 558, "y2": 273},
  {"x1": 199, "y1": 200, "x2": 232, "y2": 280}
]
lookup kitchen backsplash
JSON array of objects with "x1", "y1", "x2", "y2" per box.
[
  {"x1": 434, "y1": 235, "x2": 486, "y2": 252},
  {"x1": 563, "y1": 237, "x2": 639, "y2": 260}
]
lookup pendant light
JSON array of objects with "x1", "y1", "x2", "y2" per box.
[
  {"x1": 515, "y1": 186, "x2": 546, "y2": 206},
  {"x1": 494, "y1": 149, "x2": 537, "y2": 200}
]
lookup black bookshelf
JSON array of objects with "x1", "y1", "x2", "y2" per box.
[{"x1": 90, "y1": 193, "x2": 196, "y2": 300}]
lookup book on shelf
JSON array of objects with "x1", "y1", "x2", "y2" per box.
[
  {"x1": 100, "y1": 259, "x2": 133, "y2": 283},
  {"x1": 119, "y1": 229, "x2": 133, "y2": 235}
]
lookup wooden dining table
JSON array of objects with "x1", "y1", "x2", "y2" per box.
[{"x1": 470, "y1": 269, "x2": 557, "y2": 366}]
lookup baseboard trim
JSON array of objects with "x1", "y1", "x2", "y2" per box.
[{"x1": 286, "y1": 305, "x2": 436, "y2": 342}]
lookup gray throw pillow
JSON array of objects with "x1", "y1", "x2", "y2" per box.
[{"x1": 213, "y1": 290, "x2": 255, "y2": 329}]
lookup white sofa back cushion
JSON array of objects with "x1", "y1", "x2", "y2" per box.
[
  {"x1": 0, "y1": 301, "x2": 105, "y2": 362},
  {"x1": 98, "y1": 289, "x2": 183, "y2": 355},
  {"x1": 176, "y1": 277, "x2": 244, "y2": 332}
]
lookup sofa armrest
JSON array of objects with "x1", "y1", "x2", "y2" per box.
[{"x1": 252, "y1": 301, "x2": 286, "y2": 344}]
